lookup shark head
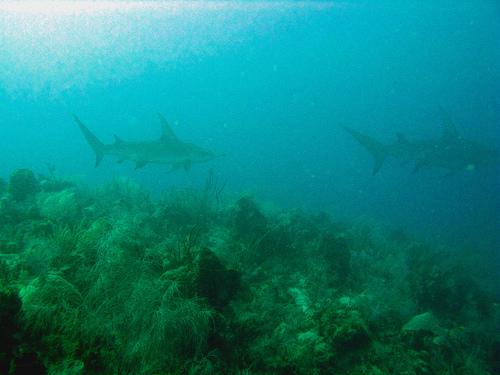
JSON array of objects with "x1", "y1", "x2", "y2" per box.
[
  {"x1": 413, "y1": 108, "x2": 500, "y2": 173},
  {"x1": 187, "y1": 144, "x2": 225, "y2": 163},
  {"x1": 464, "y1": 145, "x2": 499, "y2": 170}
]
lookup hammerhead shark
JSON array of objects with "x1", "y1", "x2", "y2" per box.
[
  {"x1": 73, "y1": 114, "x2": 220, "y2": 171},
  {"x1": 345, "y1": 111, "x2": 498, "y2": 175}
]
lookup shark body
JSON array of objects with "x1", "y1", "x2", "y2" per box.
[
  {"x1": 74, "y1": 114, "x2": 219, "y2": 171},
  {"x1": 345, "y1": 111, "x2": 498, "y2": 175}
]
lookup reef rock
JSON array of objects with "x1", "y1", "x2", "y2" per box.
[
  {"x1": 195, "y1": 248, "x2": 241, "y2": 310},
  {"x1": 7, "y1": 169, "x2": 39, "y2": 202},
  {"x1": 402, "y1": 311, "x2": 442, "y2": 335}
]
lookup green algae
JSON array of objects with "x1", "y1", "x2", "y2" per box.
[{"x1": 0, "y1": 169, "x2": 498, "y2": 374}]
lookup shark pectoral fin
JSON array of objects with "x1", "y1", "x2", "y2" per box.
[
  {"x1": 114, "y1": 135, "x2": 124, "y2": 144},
  {"x1": 412, "y1": 160, "x2": 426, "y2": 174},
  {"x1": 135, "y1": 160, "x2": 148, "y2": 169},
  {"x1": 372, "y1": 156, "x2": 386, "y2": 175},
  {"x1": 438, "y1": 106, "x2": 460, "y2": 141},
  {"x1": 168, "y1": 163, "x2": 182, "y2": 173},
  {"x1": 183, "y1": 161, "x2": 192, "y2": 171},
  {"x1": 439, "y1": 171, "x2": 458, "y2": 178},
  {"x1": 95, "y1": 155, "x2": 104, "y2": 168},
  {"x1": 396, "y1": 133, "x2": 408, "y2": 144}
]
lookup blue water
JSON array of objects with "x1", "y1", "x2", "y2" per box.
[{"x1": 1, "y1": 1, "x2": 499, "y2": 250}]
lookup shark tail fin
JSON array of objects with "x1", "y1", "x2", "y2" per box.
[
  {"x1": 73, "y1": 114, "x2": 105, "y2": 167},
  {"x1": 344, "y1": 127, "x2": 387, "y2": 175}
]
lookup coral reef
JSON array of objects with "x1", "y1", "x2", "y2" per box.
[
  {"x1": 0, "y1": 177, "x2": 6, "y2": 196},
  {"x1": 0, "y1": 169, "x2": 497, "y2": 374},
  {"x1": 318, "y1": 232, "x2": 351, "y2": 285}
]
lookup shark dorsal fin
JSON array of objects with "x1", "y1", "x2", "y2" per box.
[
  {"x1": 114, "y1": 135, "x2": 124, "y2": 144},
  {"x1": 438, "y1": 106, "x2": 459, "y2": 141},
  {"x1": 157, "y1": 113, "x2": 180, "y2": 143}
]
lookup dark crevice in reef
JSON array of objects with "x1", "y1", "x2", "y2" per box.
[{"x1": 0, "y1": 169, "x2": 498, "y2": 374}]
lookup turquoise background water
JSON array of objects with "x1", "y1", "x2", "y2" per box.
[{"x1": 0, "y1": 1, "x2": 498, "y2": 249}]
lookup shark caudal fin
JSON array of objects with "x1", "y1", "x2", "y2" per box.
[
  {"x1": 73, "y1": 115, "x2": 106, "y2": 167},
  {"x1": 344, "y1": 127, "x2": 388, "y2": 175}
]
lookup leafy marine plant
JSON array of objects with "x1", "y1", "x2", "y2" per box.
[
  {"x1": 38, "y1": 188, "x2": 80, "y2": 224},
  {"x1": 20, "y1": 272, "x2": 83, "y2": 334},
  {"x1": 120, "y1": 281, "x2": 213, "y2": 373},
  {"x1": 19, "y1": 271, "x2": 83, "y2": 372},
  {"x1": 65, "y1": 208, "x2": 220, "y2": 373}
]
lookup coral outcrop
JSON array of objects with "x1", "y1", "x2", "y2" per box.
[
  {"x1": 7, "y1": 169, "x2": 39, "y2": 202},
  {"x1": 0, "y1": 171, "x2": 497, "y2": 374}
]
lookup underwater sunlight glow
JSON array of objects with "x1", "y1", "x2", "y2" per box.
[
  {"x1": 0, "y1": 0, "x2": 342, "y2": 95},
  {"x1": 0, "y1": 0, "x2": 341, "y2": 15}
]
